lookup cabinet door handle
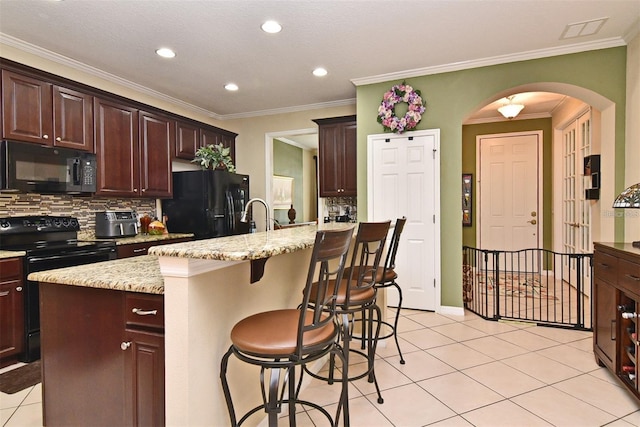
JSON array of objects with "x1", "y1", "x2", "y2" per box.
[
  {"x1": 132, "y1": 308, "x2": 158, "y2": 316},
  {"x1": 0, "y1": 291, "x2": 9, "y2": 297},
  {"x1": 611, "y1": 319, "x2": 616, "y2": 341},
  {"x1": 56, "y1": 137, "x2": 62, "y2": 142},
  {"x1": 624, "y1": 274, "x2": 640, "y2": 281},
  {"x1": 598, "y1": 263, "x2": 610, "y2": 269},
  {"x1": 43, "y1": 134, "x2": 49, "y2": 139},
  {"x1": 121, "y1": 341, "x2": 131, "y2": 350},
  {"x1": 132, "y1": 248, "x2": 147, "y2": 253},
  {"x1": 16, "y1": 286, "x2": 22, "y2": 292}
]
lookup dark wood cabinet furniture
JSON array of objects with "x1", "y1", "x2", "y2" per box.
[
  {"x1": 201, "y1": 127, "x2": 236, "y2": 165},
  {"x1": 2, "y1": 70, "x2": 93, "y2": 151},
  {"x1": 94, "y1": 97, "x2": 140, "y2": 197},
  {"x1": 175, "y1": 120, "x2": 200, "y2": 159},
  {"x1": 2, "y1": 70, "x2": 52, "y2": 145},
  {"x1": 593, "y1": 242, "x2": 640, "y2": 401},
  {"x1": 313, "y1": 115, "x2": 357, "y2": 197},
  {"x1": 0, "y1": 257, "x2": 24, "y2": 367},
  {"x1": 40, "y1": 283, "x2": 164, "y2": 426},
  {"x1": 94, "y1": 100, "x2": 174, "y2": 198},
  {"x1": 139, "y1": 110, "x2": 174, "y2": 198},
  {"x1": 116, "y1": 236, "x2": 193, "y2": 259},
  {"x1": 1, "y1": 59, "x2": 237, "y2": 198},
  {"x1": 175, "y1": 120, "x2": 237, "y2": 165}
]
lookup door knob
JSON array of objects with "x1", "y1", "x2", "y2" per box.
[{"x1": 527, "y1": 219, "x2": 537, "y2": 225}]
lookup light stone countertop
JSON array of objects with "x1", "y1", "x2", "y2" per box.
[
  {"x1": 148, "y1": 223, "x2": 355, "y2": 260},
  {"x1": 78, "y1": 230, "x2": 193, "y2": 245},
  {"x1": 26, "y1": 223, "x2": 356, "y2": 294},
  {"x1": 0, "y1": 250, "x2": 25, "y2": 260},
  {"x1": 27, "y1": 255, "x2": 164, "y2": 294}
]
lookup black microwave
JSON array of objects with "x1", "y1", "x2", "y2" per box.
[{"x1": 1, "y1": 140, "x2": 97, "y2": 194}]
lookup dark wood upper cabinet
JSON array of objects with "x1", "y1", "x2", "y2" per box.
[
  {"x1": 139, "y1": 111, "x2": 174, "y2": 198},
  {"x1": 314, "y1": 115, "x2": 357, "y2": 197},
  {"x1": 2, "y1": 70, "x2": 53, "y2": 145},
  {"x1": 2, "y1": 70, "x2": 94, "y2": 151},
  {"x1": 175, "y1": 120, "x2": 200, "y2": 159},
  {"x1": 53, "y1": 85, "x2": 94, "y2": 151},
  {"x1": 94, "y1": 97, "x2": 140, "y2": 197},
  {"x1": 201, "y1": 128, "x2": 236, "y2": 165}
]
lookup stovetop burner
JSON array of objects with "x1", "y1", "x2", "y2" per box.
[{"x1": 0, "y1": 215, "x2": 111, "y2": 255}]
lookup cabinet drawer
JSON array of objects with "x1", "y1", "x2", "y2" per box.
[
  {"x1": 594, "y1": 252, "x2": 618, "y2": 284},
  {"x1": 618, "y1": 259, "x2": 640, "y2": 297},
  {"x1": 0, "y1": 258, "x2": 22, "y2": 281},
  {"x1": 125, "y1": 293, "x2": 164, "y2": 330}
]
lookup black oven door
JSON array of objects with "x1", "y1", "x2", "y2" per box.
[{"x1": 22, "y1": 245, "x2": 116, "y2": 362}]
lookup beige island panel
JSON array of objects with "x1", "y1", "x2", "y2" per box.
[{"x1": 147, "y1": 223, "x2": 355, "y2": 427}]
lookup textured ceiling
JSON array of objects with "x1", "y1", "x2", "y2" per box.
[{"x1": 0, "y1": 0, "x2": 638, "y2": 121}]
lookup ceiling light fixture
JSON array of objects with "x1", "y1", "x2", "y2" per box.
[
  {"x1": 261, "y1": 20, "x2": 282, "y2": 34},
  {"x1": 498, "y1": 96, "x2": 525, "y2": 119},
  {"x1": 313, "y1": 67, "x2": 328, "y2": 77},
  {"x1": 224, "y1": 83, "x2": 239, "y2": 91},
  {"x1": 155, "y1": 48, "x2": 176, "y2": 58}
]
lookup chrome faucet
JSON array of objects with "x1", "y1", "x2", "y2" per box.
[{"x1": 240, "y1": 198, "x2": 271, "y2": 232}]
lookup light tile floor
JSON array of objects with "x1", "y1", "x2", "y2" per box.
[{"x1": 2, "y1": 309, "x2": 640, "y2": 426}]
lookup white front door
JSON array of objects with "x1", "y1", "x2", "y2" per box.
[
  {"x1": 367, "y1": 130, "x2": 440, "y2": 311},
  {"x1": 478, "y1": 132, "x2": 542, "y2": 256}
]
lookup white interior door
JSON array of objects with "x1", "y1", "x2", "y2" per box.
[
  {"x1": 562, "y1": 110, "x2": 592, "y2": 295},
  {"x1": 478, "y1": 132, "x2": 542, "y2": 269},
  {"x1": 367, "y1": 130, "x2": 440, "y2": 311}
]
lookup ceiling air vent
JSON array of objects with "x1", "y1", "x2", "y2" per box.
[{"x1": 561, "y1": 17, "x2": 608, "y2": 39}]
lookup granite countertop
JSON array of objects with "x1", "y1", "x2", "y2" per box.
[
  {"x1": 26, "y1": 224, "x2": 355, "y2": 293},
  {"x1": 0, "y1": 250, "x2": 26, "y2": 260},
  {"x1": 148, "y1": 223, "x2": 355, "y2": 261},
  {"x1": 78, "y1": 230, "x2": 194, "y2": 245},
  {"x1": 28, "y1": 255, "x2": 164, "y2": 294}
]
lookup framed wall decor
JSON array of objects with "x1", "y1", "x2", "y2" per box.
[
  {"x1": 462, "y1": 174, "x2": 472, "y2": 226},
  {"x1": 272, "y1": 175, "x2": 294, "y2": 209}
]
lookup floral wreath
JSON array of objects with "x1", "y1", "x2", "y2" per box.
[{"x1": 377, "y1": 82, "x2": 425, "y2": 134}]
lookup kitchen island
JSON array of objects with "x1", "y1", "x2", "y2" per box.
[{"x1": 30, "y1": 223, "x2": 355, "y2": 427}]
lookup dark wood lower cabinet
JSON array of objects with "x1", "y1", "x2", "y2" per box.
[
  {"x1": 593, "y1": 242, "x2": 640, "y2": 401},
  {"x1": 117, "y1": 237, "x2": 192, "y2": 258},
  {"x1": 40, "y1": 283, "x2": 164, "y2": 426}
]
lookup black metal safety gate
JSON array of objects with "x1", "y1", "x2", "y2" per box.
[{"x1": 463, "y1": 246, "x2": 593, "y2": 330}]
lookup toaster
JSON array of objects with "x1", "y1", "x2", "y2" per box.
[{"x1": 95, "y1": 211, "x2": 138, "y2": 238}]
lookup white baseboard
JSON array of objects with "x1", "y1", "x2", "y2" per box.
[{"x1": 438, "y1": 305, "x2": 465, "y2": 316}]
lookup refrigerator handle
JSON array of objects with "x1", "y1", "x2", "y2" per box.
[{"x1": 226, "y1": 191, "x2": 234, "y2": 232}]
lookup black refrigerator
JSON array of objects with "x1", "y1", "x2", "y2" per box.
[{"x1": 162, "y1": 170, "x2": 250, "y2": 239}]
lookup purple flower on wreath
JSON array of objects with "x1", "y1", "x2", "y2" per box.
[{"x1": 377, "y1": 82, "x2": 425, "y2": 134}]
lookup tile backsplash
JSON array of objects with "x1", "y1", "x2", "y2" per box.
[
  {"x1": 324, "y1": 196, "x2": 357, "y2": 221},
  {"x1": 0, "y1": 193, "x2": 157, "y2": 231}
]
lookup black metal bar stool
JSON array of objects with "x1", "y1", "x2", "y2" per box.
[
  {"x1": 220, "y1": 228, "x2": 354, "y2": 427},
  {"x1": 307, "y1": 221, "x2": 391, "y2": 404},
  {"x1": 361, "y1": 217, "x2": 407, "y2": 364}
]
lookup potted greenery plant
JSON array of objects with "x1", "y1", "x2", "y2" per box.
[{"x1": 192, "y1": 143, "x2": 236, "y2": 172}]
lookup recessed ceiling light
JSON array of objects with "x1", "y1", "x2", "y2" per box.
[
  {"x1": 224, "y1": 83, "x2": 239, "y2": 91},
  {"x1": 155, "y1": 48, "x2": 176, "y2": 58},
  {"x1": 261, "y1": 20, "x2": 282, "y2": 34},
  {"x1": 313, "y1": 68, "x2": 328, "y2": 77}
]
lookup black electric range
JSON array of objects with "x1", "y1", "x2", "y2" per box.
[{"x1": 0, "y1": 215, "x2": 117, "y2": 362}]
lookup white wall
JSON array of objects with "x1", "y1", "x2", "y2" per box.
[{"x1": 625, "y1": 32, "x2": 640, "y2": 242}]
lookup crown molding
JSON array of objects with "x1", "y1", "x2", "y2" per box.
[
  {"x1": 0, "y1": 33, "x2": 356, "y2": 120},
  {"x1": 219, "y1": 98, "x2": 356, "y2": 120},
  {"x1": 1, "y1": 32, "x2": 627, "y2": 120},
  {"x1": 351, "y1": 37, "x2": 627, "y2": 86},
  {"x1": 0, "y1": 33, "x2": 219, "y2": 119}
]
